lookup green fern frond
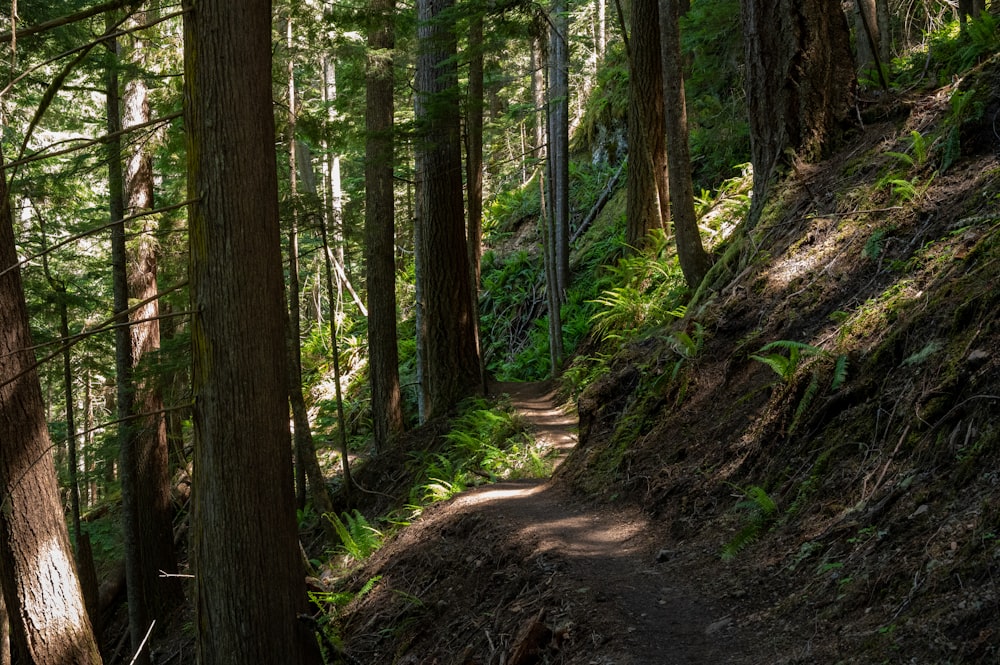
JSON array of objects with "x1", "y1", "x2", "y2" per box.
[
  {"x1": 750, "y1": 353, "x2": 794, "y2": 380},
  {"x1": 830, "y1": 354, "x2": 849, "y2": 391},
  {"x1": 908, "y1": 130, "x2": 929, "y2": 166},
  {"x1": 884, "y1": 151, "x2": 914, "y2": 168},
  {"x1": 756, "y1": 340, "x2": 822, "y2": 355},
  {"x1": 790, "y1": 375, "x2": 820, "y2": 434},
  {"x1": 326, "y1": 510, "x2": 383, "y2": 561}
]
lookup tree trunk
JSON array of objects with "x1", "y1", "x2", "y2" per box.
[
  {"x1": 741, "y1": 0, "x2": 855, "y2": 226},
  {"x1": 0, "y1": 152, "x2": 102, "y2": 665},
  {"x1": 660, "y1": 0, "x2": 710, "y2": 289},
  {"x1": 121, "y1": 3, "x2": 183, "y2": 630},
  {"x1": 854, "y1": 0, "x2": 889, "y2": 89},
  {"x1": 182, "y1": 1, "x2": 322, "y2": 662},
  {"x1": 105, "y1": 25, "x2": 151, "y2": 665},
  {"x1": 547, "y1": 0, "x2": 571, "y2": 295},
  {"x1": 286, "y1": 21, "x2": 337, "y2": 528},
  {"x1": 466, "y1": 13, "x2": 487, "y2": 392},
  {"x1": 625, "y1": 0, "x2": 669, "y2": 250},
  {"x1": 414, "y1": 0, "x2": 482, "y2": 418},
  {"x1": 365, "y1": 0, "x2": 405, "y2": 449}
]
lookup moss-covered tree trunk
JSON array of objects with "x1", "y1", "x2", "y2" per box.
[
  {"x1": 414, "y1": 0, "x2": 482, "y2": 418},
  {"x1": 365, "y1": 0, "x2": 405, "y2": 448},
  {"x1": 183, "y1": 0, "x2": 321, "y2": 662}
]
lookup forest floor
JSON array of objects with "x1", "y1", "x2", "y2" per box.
[{"x1": 336, "y1": 382, "x2": 778, "y2": 664}]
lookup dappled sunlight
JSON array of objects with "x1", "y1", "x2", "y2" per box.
[{"x1": 28, "y1": 535, "x2": 90, "y2": 637}]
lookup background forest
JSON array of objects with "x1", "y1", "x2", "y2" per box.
[{"x1": 1, "y1": 0, "x2": 999, "y2": 663}]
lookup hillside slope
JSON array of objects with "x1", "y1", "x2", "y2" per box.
[{"x1": 560, "y1": 55, "x2": 1000, "y2": 662}]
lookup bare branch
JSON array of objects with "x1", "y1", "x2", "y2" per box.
[
  {"x1": 0, "y1": 197, "x2": 195, "y2": 281},
  {"x1": 0, "y1": 111, "x2": 183, "y2": 172},
  {"x1": 0, "y1": 0, "x2": 130, "y2": 44}
]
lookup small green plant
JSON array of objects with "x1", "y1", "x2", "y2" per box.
[
  {"x1": 750, "y1": 340, "x2": 823, "y2": 382},
  {"x1": 589, "y1": 230, "x2": 687, "y2": 344},
  {"x1": 307, "y1": 576, "x2": 382, "y2": 662},
  {"x1": 941, "y1": 87, "x2": 984, "y2": 171},
  {"x1": 721, "y1": 485, "x2": 778, "y2": 560},
  {"x1": 864, "y1": 228, "x2": 890, "y2": 260},
  {"x1": 326, "y1": 510, "x2": 383, "y2": 561}
]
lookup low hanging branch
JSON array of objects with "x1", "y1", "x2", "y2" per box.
[
  {"x1": 0, "y1": 280, "x2": 189, "y2": 391},
  {"x1": 0, "y1": 197, "x2": 195, "y2": 281},
  {"x1": 0, "y1": 111, "x2": 184, "y2": 173},
  {"x1": 0, "y1": 0, "x2": 130, "y2": 44}
]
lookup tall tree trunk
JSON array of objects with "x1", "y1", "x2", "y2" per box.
[
  {"x1": 121, "y1": 3, "x2": 183, "y2": 632},
  {"x1": 106, "y1": 25, "x2": 151, "y2": 665},
  {"x1": 547, "y1": 0, "x2": 571, "y2": 296},
  {"x1": 660, "y1": 0, "x2": 710, "y2": 289},
  {"x1": 466, "y1": 13, "x2": 486, "y2": 391},
  {"x1": 286, "y1": 21, "x2": 337, "y2": 527},
  {"x1": 415, "y1": 0, "x2": 482, "y2": 418},
  {"x1": 319, "y1": 206, "x2": 355, "y2": 501},
  {"x1": 0, "y1": 151, "x2": 102, "y2": 665},
  {"x1": 741, "y1": 0, "x2": 855, "y2": 226},
  {"x1": 365, "y1": 0, "x2": 405, "y2": 448},
  {"x1": 183, "y1": 1, "x2": 322, "y2": 662},
  {"x1": 625, "y1": 0, "x2": 669, "y2": 250}
]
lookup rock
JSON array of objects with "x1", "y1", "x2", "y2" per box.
[{"x1": 705, "y1": 616, "x2": 733, "y2": 635}]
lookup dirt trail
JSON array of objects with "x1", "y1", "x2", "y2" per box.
[
  {"x1": 472, "y1": 381, "x2": 744, "y2": 664},
  {"x1": 342, "y1": 382, "x2": 757, "y2": 664}
]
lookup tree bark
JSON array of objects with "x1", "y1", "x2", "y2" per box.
[
  {"x1": 121, "y1": 3, "x2": 183, "y2": 631},
  {"x1": 414, "y1": 0, "x2": 482, "y2": 418},
  {"x1": 183, "y1": 0, "x2": 322, "y2": 662},
  {"x1": 365, "y1": 0, "x2": 405, "y2": 448},
  {"x1": 466, "y1": 12, "x2": 487, "y2": 391},
  {"x1": 547, "y1": 0, "x2": 571, "y2": 294},
  {"x1": 741, "y1": 0, "x2": 855, "y2": 226},
  {"x1": 105, "y1": 25, "x2": 151, "y2": 665},
  {"x1": 660, "y1": 0, "x2": 710, "y2": 289},
  {"x1": 0, "y1": 152, "x2": 102, "y2": 665},
  {"x1": 625, "y1": 0, "x2": 669, "y2": 250}
]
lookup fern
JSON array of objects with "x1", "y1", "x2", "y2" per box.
[
  {"x1": 326, "y1": 510, "x2": 383, "y2": 561},
  {"x1": 790, "y1": 375, "x2": 820, "y2": 434},
  {"x1": 722, "y1": 485, "x2": 778, "y2": 560},
  {"x1": 751, "y1": 340, "x2": 822, "y2": 382},
  {"x1": 830, "y1": 354, "x2": 849, "y2": 391}
]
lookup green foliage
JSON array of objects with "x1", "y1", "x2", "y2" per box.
[
  {"x1": 894, "y1": 15, "x2": 1000, "y2": 86},
  {"x1": 681, "y1": 0, "x2": 750, "y2": 188},
  {"x1": 750, "y1": 340, "x2": 824, "y2": 382},
  {"x1": 864, "y1": 228, "x2": 890, "y2": 260},
  {"x1": 484, "y1": 178, "x2": 542, "y2": 234},
  {"x1": 326, "y1": 510, "x2": 383, "y2": 561},
  {"x1": 560, "y1": 353, "x2": 612, "y2": 399},
  {"x1": 589, "y1": 230, "x2": 687, "y2": 345},
  {"x1": 941, "y1": 87, "x2": 984, "y2": 172},
  {"x1": 308, "y1": 576, "x2": 382, "y2": 661},
  {"x1": 721, "y1": 485, "x2": 778, "y2": 560},
  {"x1": 479, "y1": 250, "x2": 545, "y2": 379},
  {"x1": 408, "y1": 399, "x2": 551, "y2": 510}
]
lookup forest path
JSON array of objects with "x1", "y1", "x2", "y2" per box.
[{"x1": 459, "y1": 381, "x2": 744, "y2": 664}]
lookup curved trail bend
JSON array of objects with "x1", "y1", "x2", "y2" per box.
[{"x1": 468, "y1": 381, "x2": 743, "y2": 664}]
